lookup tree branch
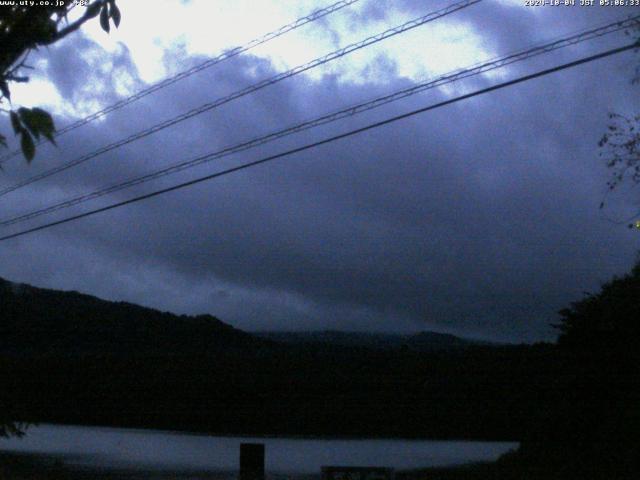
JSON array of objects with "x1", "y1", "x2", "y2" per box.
[{"x1": 42, "y1": 0, "x2": 104, "y2": 45}]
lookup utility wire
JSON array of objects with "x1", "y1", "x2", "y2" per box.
[
  {"x1": 0, "y1": 42, "x2": 635, "y2": 243},
  {"x1": 0, "y1": 15, "x2": 635, "y2": 228},
  {"x1": 0, "y1": 0, "x2": 361, "y2": 165},
  {"x1": 0, "y1": 0, "x2": 481, "y2": 198}
]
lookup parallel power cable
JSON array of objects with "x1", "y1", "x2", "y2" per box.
[
  {"x1": 1, "y1": 15, "x2": 635, "y2": 228},
  {"x1": 0, "y1": 0, "x2": 361, "y2": 165},
  {"x1": 0, "y1": 0, "x2": 482, "y2": 198},
  {"x1": 0, "y1": 42, "x2": 635, "y2": 243}
]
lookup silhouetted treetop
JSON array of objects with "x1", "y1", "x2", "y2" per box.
[
  {"x1": 555, "y1": 258, "x2": 640, "y2": 355},
  {"x1": 0, "y1": 0, "x2": 120, "y2": 161}
]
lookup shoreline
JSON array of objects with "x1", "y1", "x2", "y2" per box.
[
  {"x1": 13, "y1": 421, "x2": 520, "y2": 443},
  {"x1": 0, "y1": 450, "x2": 501, "y2": 480}
]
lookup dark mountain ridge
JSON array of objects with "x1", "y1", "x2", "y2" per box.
[
  {"x1": 0, "y1": 276, "x2": 260, "y2": 356},
  {"x1": 1, "y1": 275, "x2": 559, "y2": 441},
  {"x1": 255, "y1": 329, "x2": 493, "y2": 351},
  {"x1": 1, "y1": 276, "x2": 484, "y2": 355}
]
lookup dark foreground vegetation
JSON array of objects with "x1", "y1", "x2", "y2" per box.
[
  {"x1": 1, "y1": 259, "x2": 639, "y2": 478},
  {"x1": 0, "y1": 451, "x2": 235, "y2": 480},
  {"x1": 0, "y1": 275, "x2": 563, "y2": 440}
]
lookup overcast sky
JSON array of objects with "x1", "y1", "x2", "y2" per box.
[{"x1": 1, "y1": 0, "x2": 639, "y2": 342}]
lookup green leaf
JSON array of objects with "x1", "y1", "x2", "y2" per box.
[
  {"x1": 10, "y1": 111, "x2": 22, "y2": 134},
  {"x1": 37, "y1": 115, "x2": 56, "y2": 144},
  {"x1": 111, "y1": 3, "x2": 121, "y2": 28},
  {"x1": 0, "y1": 80, "x2": 10, "y2": 100},
  {"x1": 86, "y1": 1, "x2": 102, "y2": 18},
  {"x1": 20, "y1": 132, "x2": 35, "y2": 162},
  {"x1": 100, "y1": 4, "x2": 110, "y2": 32},
  {"x1": 22, "y1": 107, "x2": 56, "y2": 144},
  {"x1": 18, "y1": 108, "x2": 40, "y2": 140}
]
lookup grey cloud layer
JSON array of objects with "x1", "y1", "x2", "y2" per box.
[{"x1": 1, "y1": 1, "x2": 639, "y2": 342}]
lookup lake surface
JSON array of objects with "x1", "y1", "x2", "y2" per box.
[{"x1": 0, "y1": 424, "x2": 517, "y2": 476}]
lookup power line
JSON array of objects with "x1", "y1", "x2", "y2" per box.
[
  {"x1": 0, "y1": 0, "x2": 482, "y2": 198},
  {"x1": 0, "y1": 14, "x2": 635, "y2": 228},
  {"x1": 0, "y1": 0, "x2": 361, "y2": 165},
  {"x1": 0, "y1": 42, "x2": 635, "y2": 243}
]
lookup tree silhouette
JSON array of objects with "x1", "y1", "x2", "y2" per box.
[
  {"x1": 556, "y1": 259, "x2": 640, "y2": 355},
  {"x1": 494, "y1": 259, "x2": 640, "y2": 479},
  {"x1": 536, "y1": 258, "x2": 640, "y2": 477},
  {"x1": 599, "y1": 21, "x2": 640, "y2": 228},
  {"x1": 0, "y1": 0, "x2": 121, "y2": 438},
  {"x1": 0, "y1": 0, "x2": 121, "y2": 162}
]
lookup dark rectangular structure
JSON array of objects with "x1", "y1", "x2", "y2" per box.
[{"x1": 239, "y1": 443, "x2": 265, "y2": 480}]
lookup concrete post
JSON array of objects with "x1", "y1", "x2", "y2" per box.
[{"x1": 239, "y1": 443, "x2": 265, "y2": 480}]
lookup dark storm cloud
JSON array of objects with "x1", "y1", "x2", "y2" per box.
[{"x1": 1, "y1": 1, "x2": 639, "y2": 342}]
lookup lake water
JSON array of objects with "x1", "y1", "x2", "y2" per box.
[{"x1": 0, "y1": 424, "x2": 517, "y2": 476}]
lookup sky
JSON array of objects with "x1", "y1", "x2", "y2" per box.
[{"x1": 1, "y1": 0, "x2": 639, "y2": 342}]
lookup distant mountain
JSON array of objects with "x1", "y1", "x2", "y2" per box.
[
  {"x1": 255, "y1": 329, "x2": 492, "y2": 352},
  {"x1": 0, "y1": 275, "x2": 493, "y2": 359},
  {"x1": 0, "y1": 276, "x2": 263, "y2": 356},
  {"x1": 1, "y1": 277, "x2": 552, "y2": 441}
]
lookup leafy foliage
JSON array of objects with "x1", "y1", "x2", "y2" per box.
[
  {"x1": 599, "y1": 113, "x2": 640, "y2": 190},
  {"x1": 0, "y1": 420, "x2": 28, "y2": 439},
  {"x1": 525, "y1": 258, "x2": 640, "y2": 478},
  {"x1": 599, "y1": 112, "x2": 640, "y2": 228},
  {"x1": 0, "y1": 0, "x2": 121, "y2": 437},
  {"x1": 8, "y1": 107, "x2": 55, "y2": 162},
  {"x1": 555, "y1": 257, "x2": 640, "y2": 354},
  {"x1": 0, "y1": 0, "x2": 121, "y2": 162},
  {"x1": 599, "y1": 22, "x2": 640, "y2": 226}
]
